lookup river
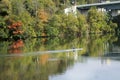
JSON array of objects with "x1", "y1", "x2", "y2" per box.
[{"x1": 0, "y1": 34, "x2": 120, "y2": 80}]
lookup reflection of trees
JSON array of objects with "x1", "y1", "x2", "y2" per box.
[
  {"x1": 8, "y1": 39, "x2": 24, "y2": 54},
  {"x1": 0, "y1": 34, "x2": 118, "y2": 80},
  {"x1": 109, "y1": 35, "x2": 120, "y2": 53},
  {"x1": 27, "y1": 36, "x2": 87, "y2": 55},
  {"x1": 0, "y1": 53, "x2": 75, "y2": 80},
  {"x1": 0, "y1": 36, "x2": 88, "y2": 55},
  {"x1": 86, "y1": 34, "x2": 118, "y2": 57},
  {"x1": 0, "y1": 36, "x2": 87, "y2": 80},
  {"x1": 0, "y1": 39, "x2": 24, "y2": 55},
  {"x1": 0, "y1": 41, "x2": 9, "y2": 54}
]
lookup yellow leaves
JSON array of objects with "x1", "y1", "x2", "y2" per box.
[{"x1": 38, "y1": 9, "x2": 49, "y2": 23}]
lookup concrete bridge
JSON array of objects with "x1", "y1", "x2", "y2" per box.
[
  {"x1": 77, "y1": 1, "x2": 120, "y2": 10},
  {"x1": 77, "y1": 1, "x2": 120, "y2": 16},
  {"x1": 64, "y1": 1, "x2": 120, "y2": 16}
]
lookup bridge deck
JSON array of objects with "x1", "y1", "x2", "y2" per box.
[{"x1": 77, "y1": 1, "x2": 120, "y2": 10}]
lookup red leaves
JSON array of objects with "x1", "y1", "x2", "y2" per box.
[
  {"x1": 7, "y1": 20, "x2": 24, "y2": 54},
  {"x1": 8, "y1": 22, "x2": 22, "y2": 29},
  {"x1": 10, "y1": 40, "x2": 24, "y2": 49},
  {"x1": 9, "y1": 40, "x2": 24, "y2": 54},
  {"x1": 7, "y1": 21, "x2": 24, "y2": 35}
]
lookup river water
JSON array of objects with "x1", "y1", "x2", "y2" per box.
[{"x1": 0, "y1": 34, "x2": 120, "y2": 80}]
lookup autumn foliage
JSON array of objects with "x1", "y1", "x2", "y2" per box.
[
  {"x1": 38, "y1": 9, "x2": 49, "y2": 23},
  {"x1": 9, "y1": 40, "x2": 24, "y2": 54},
  {"x1": 8, "y1": 21, "x2": 24, "y2": 35}
]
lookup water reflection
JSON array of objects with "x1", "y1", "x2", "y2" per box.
[
  {"x1": 0, "y1": 53, "x2": 120, "y2": 80},
  {"x1": 0, "y1": 53, "x2": 75, "y2": 80},
  {"x1": 0, "y1": 34, "x2": 120, "y2": 80},
  {"x1": 50, "y1": 57, "x2": 120, "y2": 80},
  {"x1": 8, "y1": 39, "x2": 24, "y2": 54}
]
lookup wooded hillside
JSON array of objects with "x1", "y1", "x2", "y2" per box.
[{"x1": 0, "y1": 0, "x2": 117, "y2": 40}]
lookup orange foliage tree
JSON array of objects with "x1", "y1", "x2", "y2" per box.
[
  {"x1": 38, "y1": 9, "x2": 49, "y2": 23},
  {"x1": 7, "y1": 20, "x2": 24, "y2": 39}
]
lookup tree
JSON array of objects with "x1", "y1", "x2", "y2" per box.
[
  {"x1": 6, "y1": 19, "x2": 24, "y2": 39},
  {"x1": 0, "y1": 16, "x2": 8, "y2": 38},
  {"x1": 88, "y1": 7, "x2": 107, "y2": 33},
  {"x1": 0, "y1": 0, "x2": 11, "y2": 16},
  {"x1": 77, "y1": 13, "x2": 88, "y2": 34},
  {"x1": 38, "y1": 9, "x2": 49, "y2": 23},
  {"x1": 10, "y1": 0, "x2": 25, "y2": 15}
]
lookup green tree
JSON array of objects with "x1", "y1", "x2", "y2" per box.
[
  {"x1": 0, "y1": 16, "x2": 8, "y2": 38},
  {"x1": 0, "y1": 0, "x2": 11, "y2": 16},
  {"x1": 77, "y1": 13, "x2": 88, "y2": 34},
  {"x1": 18, "y1": 11, "x2": 36, "y2": 37},
  {"x1": 10, "y1": 0, "x2": 25, "y2": 15},
  {"x1": 88, "y1": 7, "x2": 108, "y2": 33}
]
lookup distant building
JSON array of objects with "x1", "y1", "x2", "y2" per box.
[{"x1": 64, "y1": 6, "x2": 77, "y2": 15}]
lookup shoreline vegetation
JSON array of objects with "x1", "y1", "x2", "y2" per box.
[{"x1": 0, "y1": 0, "x2": 118, "y2": 41}]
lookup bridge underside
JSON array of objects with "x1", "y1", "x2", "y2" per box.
[
  {"x1": 77, "y1": 4, "x2": 120, "y2": 16},
  {"x1": 77, "y1": 2, "x2": 120, "y2": 10}
]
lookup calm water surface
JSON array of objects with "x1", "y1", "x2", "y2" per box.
[{"x1": 0, "y1": 34, "x2": 120, "y2": 80}]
